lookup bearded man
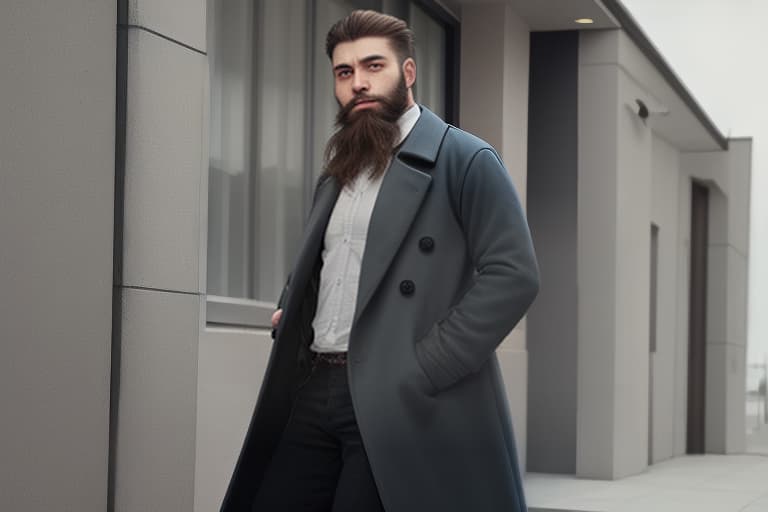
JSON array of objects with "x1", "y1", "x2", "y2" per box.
[{"x1": 221, "y1": 10, "x2": 540, "y2": 512}]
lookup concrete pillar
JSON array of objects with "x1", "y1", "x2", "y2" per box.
[
  {"x1": 112, "y1": 0, "x2": 207, "y2": 510},
  {"x1": 0, "y1": 1, "x2": 115, "y2": 510},
  {"x1": 577, "y1": 29, "x2": 651, "y2": 479}
]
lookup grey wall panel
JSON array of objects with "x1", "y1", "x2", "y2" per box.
[
  {"x1": 726, "y1": 139, "x2": 751, "y2": 259},
  {"x1": 459, "y1": 3, "x2": 505, "y2": 151},
  {"x1": 113, "y1": 288, "x2": 199, "y2": 511},
  {"x1": 681, "y1": 142, "x2": 752, "y2": 454},
  {"x1": 526, "y1": 30, "x2": 579, "y2": 475},
  {"x1": 0, "y1": 1, "x2": 115, "y2": 510},
  {"x1": 123, "y1": 29, "x2": 205, "y2": 294},
  {"x1": 577, "y1": 29, "x2": 654, "y2": 479},
  {"x1": 576, "y1": 37, "x2": 620, "y2": 480},
  {"x1": 705, "y1": 343, "x2": 746, "y2": 454},
  {"x1": 194, "y1": 328, "x2": 272, "y2": 512},
  {"x1": 707, "y1": 240, "x2": 730, "y2": 345},
  {"x1": 128, "y1": 0, "x2": 207, "y2": 52},
  {"x1": 649, "y1": 135, "x2": 681, "y2": 464},
  {"x1": 727, "y1": 247, "x2": 749, "y2": 346},
  {"x1": 610, "y1": 60, "x2": 653, "y2": 480},
  {"x1": 674, "y1": 172, "x2": 692, "y2": 457}
]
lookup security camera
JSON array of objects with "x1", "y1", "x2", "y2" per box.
[{"x1": 636, "y1": 99, "x2": 649, "y2": 120}]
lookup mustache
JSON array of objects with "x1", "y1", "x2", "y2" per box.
[{"x1": 336, "y1": 93, "x2": 401, "y2": 126}]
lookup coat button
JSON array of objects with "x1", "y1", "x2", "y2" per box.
[
  {"x1": 399, "y1": 280, "x2": 415, "y2": 296},
  {"x1": 419, "y1": 236, "x2": 435, "y2": 253}
]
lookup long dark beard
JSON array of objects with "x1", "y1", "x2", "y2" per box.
[{"x1": 324, "y1": 77, "x2": 409, "y2": 188}]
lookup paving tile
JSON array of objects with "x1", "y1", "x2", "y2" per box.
[
  {"x1": 743, "y1": 495, "x2": 768, "y2": 512},
  {"x1": 525, "y1": 455, "x2": 768, "y2": 512},
  {"x1": 615, "y1": 488, "x2": 757, "y2": 512}
]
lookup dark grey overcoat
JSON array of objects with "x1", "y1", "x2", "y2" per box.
[{"x1": 221, "y1": 106, "x2": 540, "y2": 512}]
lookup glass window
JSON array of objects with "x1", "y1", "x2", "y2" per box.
[
  {"x1": 208, "y1": 0, "x2": 307, "y2": 303},
  {"x1": 206, "y1": 0, "x2": 456, "y2": 326}
]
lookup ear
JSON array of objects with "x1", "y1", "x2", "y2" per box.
[{"x1": 402, "y1": 57, "x2": 416, "y2": 88}]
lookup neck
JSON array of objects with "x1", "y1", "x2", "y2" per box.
[{"x1": 405, "y1": 90, "x2": 416, "y2": 110}]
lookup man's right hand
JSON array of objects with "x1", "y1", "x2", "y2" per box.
[{"x1": 271, "y1": 309, "x2": 283, "y2": 329}]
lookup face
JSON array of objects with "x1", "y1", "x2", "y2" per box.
[{"x1": 331, "y1": 36, "x2": 416, "y2": 113}]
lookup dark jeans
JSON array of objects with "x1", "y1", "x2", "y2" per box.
[{"x1": 252, "y1": 359, "x2": 385, "y2": 512}]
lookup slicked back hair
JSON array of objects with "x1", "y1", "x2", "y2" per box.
[{"x1": 326, "y1": 10, "x2": 415, "y2": 64}]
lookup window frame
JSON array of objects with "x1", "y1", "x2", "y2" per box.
[{"x1": 411, "y1": 0, "x2": 460, "y2": 125}]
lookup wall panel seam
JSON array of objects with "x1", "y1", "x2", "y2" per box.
[
  {"x1": 124, "y1": 285, "x2": 202, "y2": 297},
  {"x1": 119, "y1": 23, "x2": 206, "y2": 55}
]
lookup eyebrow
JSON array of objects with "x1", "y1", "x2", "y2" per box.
[{"x1": 333, "y1": 54, "x2": 387, "y2": 73}]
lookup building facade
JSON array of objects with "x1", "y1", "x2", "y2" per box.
[
  {"x1": 0, "y1": 0, "x2": 751, "y2": 510},
  {"x1": 526, "y1": 25, "x2": 751, "y2": 478}
]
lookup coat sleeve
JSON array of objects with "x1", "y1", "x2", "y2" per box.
[{"x1": 414, "y1": 148, "x2": 540, "y2": 394}]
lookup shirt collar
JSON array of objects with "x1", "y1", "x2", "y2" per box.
[{"x1": 396, "y1": 103, "x2": 421, "y2": 147}]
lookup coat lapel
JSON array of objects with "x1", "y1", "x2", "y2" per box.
[{"x1": 354, "y1": 107, "x2": 449, "y2": 323}]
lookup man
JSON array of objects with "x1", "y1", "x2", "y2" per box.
[{"x1": 222, "y1": 10, "x2": 539, "y2": 512}]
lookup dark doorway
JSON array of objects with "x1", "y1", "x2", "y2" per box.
[{"x1": 687, "y1": 182, "x2": 709, "y2": 454}]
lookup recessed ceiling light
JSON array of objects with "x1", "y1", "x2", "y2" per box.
[{"x1": 575, "y1": 18, "x2": 595, "y2": 24}]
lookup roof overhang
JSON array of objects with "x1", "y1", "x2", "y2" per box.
[
  {"x1": 454, "y1": 0, "x2": 620, "y2": 31},
  {"x1": 452, "y1": 0, "x2": 728, "y2": 151},
  {"x1": 600, "y1": 0, "x2": 728, "y2": 150}
]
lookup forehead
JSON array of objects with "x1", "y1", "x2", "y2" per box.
[{"x1": 331, "y1": 36, "x2": 396, "y2": 66}]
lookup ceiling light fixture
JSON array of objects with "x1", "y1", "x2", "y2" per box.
[{"x1": 575, "y1": 18, "x2": 595, "y2": 24}]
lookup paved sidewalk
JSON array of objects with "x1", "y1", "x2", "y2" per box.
[{"x1": 525, "y1": 454, "x2": 768, "y2": 512}]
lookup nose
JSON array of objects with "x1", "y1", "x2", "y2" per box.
[{"x1": 352, "y1": 72, "x2": 369, "y2": 94}]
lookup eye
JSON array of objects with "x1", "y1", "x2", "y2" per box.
[
  {"x1": 336, "y1": 69, "x2": 352, "y2": 79},
  {"x1": 369, "y1": 62, "x2": 383, "y2": 71}
]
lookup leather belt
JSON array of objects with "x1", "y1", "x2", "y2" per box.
[{"x1": 312, "y1": 351, "x2": 348, "y2": 365}]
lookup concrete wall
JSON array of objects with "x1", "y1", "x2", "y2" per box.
[
  {"x1": 576, "y1": 29, "x2": 624, "y2": 479},
  {"x1": 459, "y1": 1, "x2": 531, "y2": 469},
  {"x1": 112, "y1": 1, "x2": 207, "y2": 510},
  {"x1": 526, "y1": 31, "x2": 579, "y2": 475},
  {"x1": 0, "y1": 1, "x2": 115, "y2": 510}
]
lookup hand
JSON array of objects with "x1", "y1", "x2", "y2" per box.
[{"x1": 271, "y1": 309, "x2": 283, "y2": 329}]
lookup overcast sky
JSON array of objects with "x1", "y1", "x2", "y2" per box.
[{"x1": 621, "y1": 0, "x2": 767, "y2": 365}]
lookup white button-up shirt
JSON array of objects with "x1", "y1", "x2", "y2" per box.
[{"x1": 310, "y1": 104, "x2": 421, "y2": 353}]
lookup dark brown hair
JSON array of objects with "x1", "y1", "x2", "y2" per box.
[{"x1": 326, "y1": 10, "x2": 415, "y2": 63}]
